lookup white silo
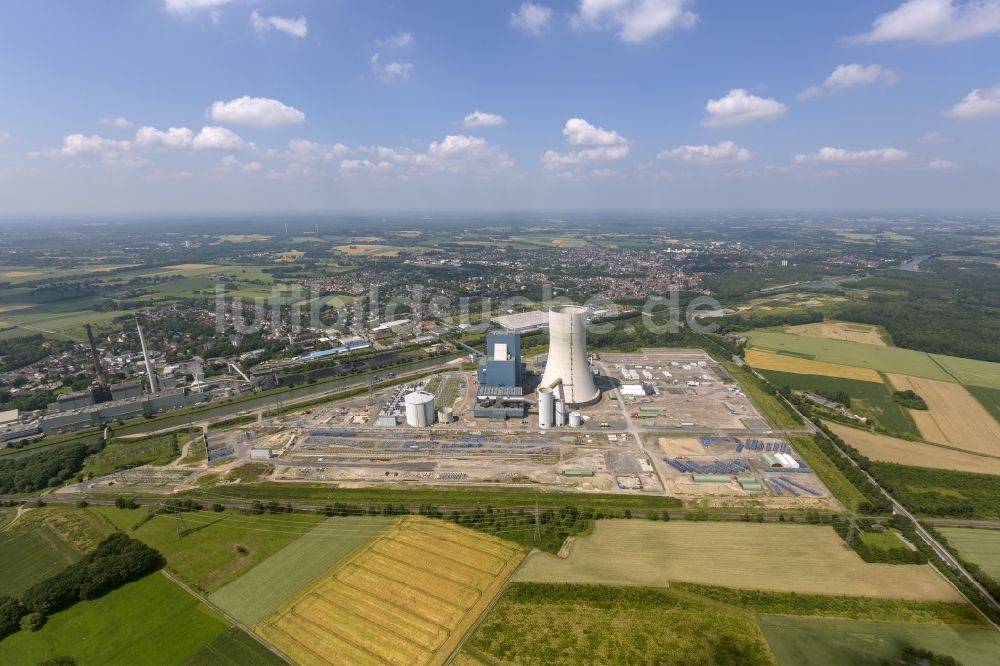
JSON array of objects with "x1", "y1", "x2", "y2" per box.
[
  {"x1": 540, "y1": 305, "x2": 599, "y2": 406},
  {"x1": 437, "y1": 406, "x2": 453, "y2": 424},
  {"x1": 404, "y1": 391, "x2": 436, "y2": 427},
  {"x1": 538, "y1": 387, "x2": 555, "y2": 429},
  {"x1": 569, "y1": 411, "x2": 583, "y2": 427},
  {"x1": 555, "y1": 399, "x2": 567, "y2": 427}
]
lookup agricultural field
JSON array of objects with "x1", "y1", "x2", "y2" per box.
[
  {"x1": 938, "y1": 528, "x2": 1000, "y2": 581},
  {"x1": 92, "y1": 506, "x2": 324, "y2": 593},
  {"x1": 889, "y1": 374, "x2": 1000, "y2": 454},
  {"x1": 184, "y1": 626, "x2": 285, "y2": 666},
  {"x1": 0, "y1": 573, "x2": 229, "y2": 666},
  {"x1": 210, "y1": 515, "x2": 392, "y2": 624},
  {"x1": 745, "y1": 349, "x2": 882, "y2": 382},
  {"x1": 760, "y1": 369, "x2": 914, "y2": 436},
  {"x1": 14, "y1": 504, "x2": 115, "y2": 552},
  {"x1": 0, "y1": 522, "x2": 80, "y2": 596},
  {"x1": 968, "y1": 385, "x2": 1000, "y2": 424},
  {"x1": 513, "y1": 520, "x2": 961, "y2": 601},
  {"x1": 466, "y1": 583, "x2": 775, "y2": 666},
  {"x1": 788, "y1": 435, "x2": 868, "y2": 511},
  {"x1": 745, "y1": 331, "x2": 957, "y2": 382},
  {"x1": 333, "y1": 244, "x2": 405, "y2": 256},
  {"x1": 757, "y1": 615, "x2": 1000, "y2": 666},
  {"x1": 256, "y1": 516, "x2": 524, "y2": 666},
  {"x1": 785, "y1": 321, "x2": 888, "y2": 346},
  {"x1": 826, "y1": 421, "x2": 1000, "y2": 475},
  {"x1": 932, "y1": 354, "x2": 1000, "y2": 390}
]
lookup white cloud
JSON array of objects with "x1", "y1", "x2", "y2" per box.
[
  {"x1": 164, "y1": 0, "x2": 232, "y2": 22},
  {"x1": 510, "y1": 3, "x2": 554, "y2": 35},
  {"x1": 572, "y1": 0, "x2": 698, "y2": 43},
  {"x1": 945, "y1": 85, "x2": 1000, "y2": 119},
  {"x1": 563, "y1": 118, "x2": 627, "y2": 146},
  {"x1": 919, "y1": 131, "x2": 950, "y2": 144},
  {"x1": 928, "y1": 158, "x2": 959, "y2": 170},
  {"x1": 222, "y1": 155, "x2": 264, "y2": 173},
  {"x1": 134, "y1": 126, "x2": 195, "y2": 149},
  {"x1": 0, "y1": 131, "x2": 11, "y2": 141},
  {"x1": 703, "y1": 89, "x2": 787, "y2": 127},
  {"x1": 284, "y1": 139, "x2": 349, "y2": 161},
  {"x1": 849, "y1": 0, "x2": 1000, "y2": 44},
  {"x1": 99, "y1": 117, "x2": 134, "y2": 128},
  {"x1": 378, "y1": 32, "x2": 413, "y2": 48},
  {"x1": 192, "y1": 126, "x2": 253, "y2": 150},
  {"x1": 658, "y1": 141, "x2": 752, "y2": 163},
  {"x1": 793, "y1": 147, "x2": 909, "y2": 163},
  {"x1": 798, "y1": 64, "x2": 898, "y2": 100},
  {"x1": 462, "y1": 111, "x2": 507, "y2": 128},
  {"x1": 340, "y1": 159, "x2": 393, "y2": 173},
  {"x1": 61, "y1": 134, "x2": 130, "y2": 157},
  {"x1": 251, "y1": 11, "x2": 307, "y2": 39},
  {"x1": 371, "y1": 53, "x2": 414, "y2": 81},
  {"x1": 543, "y1": 118, "x2": 630, "y2": 170},
  {"x1": 208, "y1": 96, "x2": 305, "y2": 126}
]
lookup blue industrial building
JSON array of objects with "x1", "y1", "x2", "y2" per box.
[{"x1": 474, "y1": 331, "x2": 527, "y2": 420}]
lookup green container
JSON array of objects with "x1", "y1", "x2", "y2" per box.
[
  {"x1": 692, "y1": 474, "x2": 731, "y2": 483},
  {"x1": 561, "y1": 470, "x2": 595, "y2": 477},
  {"x1": 741, "y1": 482, "x2": 763, "y2": 491},
  {"x1": 762, "y1": 453, "x2": 779, "y2": 466},
  {"x1": 736, "y1": 476, "x2": 757, "y2": 483}
]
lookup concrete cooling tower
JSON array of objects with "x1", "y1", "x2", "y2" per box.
[{"x1": 539, "y1": 305, "x2": 599, "y2": 406}]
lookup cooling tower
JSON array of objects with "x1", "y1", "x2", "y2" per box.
[{"x1": 540, "y1": 305, "x2": 599, "y2": 406}]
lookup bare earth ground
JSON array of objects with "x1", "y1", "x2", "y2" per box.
[
  {"x1": 887, "y1": 375, "x2": 1000, "y2": 456},
  {"x1": 825, "y1": 421, "x2": 1000, "y2": 475},
  {"x1": 513, "y1": 520, "x2": 961, "y2": 602},
  {"x1": 745, "y1": 349, "x2": 883, "y2": 382},
  {"x1": 786, "y1": 321, "x2": 887, "y2": 346}
]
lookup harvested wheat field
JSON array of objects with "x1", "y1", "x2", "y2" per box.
[
  {"x1": 514, "y1": 520, "x2": 960, "y2": 602},
  {"x1": 333, "y1": 244, "x2": 400, "y2": 257},
  {"x1": 256, "y1": 516, "x2": 524, "y2": 666},
  {"x1": 745, "y1": 349, "x2": 882, "y2": 382},
  {"x1": 825, "y1": 422, "x2": 1000, "y2": 475},
  {"x1": 888, "y1": 375, "x2": 1000, "y2": 456},
  {"x1": 786, "y1": 321, "x2": 887, "y2": 346}
]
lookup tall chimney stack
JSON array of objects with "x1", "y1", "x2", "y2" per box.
[{"x1": 136, "y1": 318, "x2": 158, "y2": 394}]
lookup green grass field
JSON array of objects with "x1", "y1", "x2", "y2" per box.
[
  {"x1": 92, "y1": 506, "x2": 324, "y2": 593},
  {"x1": 746, "y1": 330, "x2": 1000, "y2": 387},
  {"x1": 0, "y1": 522, "x2": 81, "y2": 596},
  {"x1": 85, "y1": 430, "x2": 194, "y2": 476},
  {"x1": 967, "y1": 385, "x2": 1000, "y2": 424},
  {"x1": 183, "y1": 626, "x2": 285, "y2": 666},
  {"x1": 938, "y1": 527, "x2": 1000, "y2": 581},
  {"x1": 467, "y1": 583, "x2": 775, "y2": 666},
  {"x1": 0, "y1": 573, "x2": 228, "y2": 666},
  {"x1": 789, "y1": 435, "x2": 868, "y2": 511},
  {"x1": 761, "y1": 370, "x2": 915, "y2": 436},
  {"x1": 209, "y1": 515, "x2": 391, "y2": 624},
  {"x1": 757, "y1": 615, "x2": 1000, "y2": 666},
  {"x1": 724, "y1": 362, "x2": 802, "y2": 429}
]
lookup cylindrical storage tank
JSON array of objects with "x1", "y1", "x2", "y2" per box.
[
  {"x1": 538, "y1": 388, "x2": 554, "y2": 429},
  {"x1": 569, "y1": 411, "x2": 583, "y2": 427},
  {"x1": 404, "y1": 391, "x2": 435, "y2": 427},
  {"x1": 437, "y1": 407, "x2": 453, "y2": 424},
  {"x1": 555, "y1": 400, "x2": 567, "y2": 427},
  {"x1": 539, "y1": 305, "x2": 600, "y2": 406}
]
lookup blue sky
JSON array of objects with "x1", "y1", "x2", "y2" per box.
[{"x1": 0, "y1": 0, "x2": 998, "y2": 214}]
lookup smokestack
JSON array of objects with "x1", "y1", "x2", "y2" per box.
[
  {"x1": 136, "y1": 318, "x2": 158, "y2": 394},
  {"x1": 539, "y1": 305, "x2": 599, "y2": 406},
  {"x1": 85, "y1": 324, "x2": 108, "y2": 387}
]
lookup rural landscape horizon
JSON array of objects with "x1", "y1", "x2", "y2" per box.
[{"x1": 2, "y1": 2, "x2": 1000, "y2": 666}]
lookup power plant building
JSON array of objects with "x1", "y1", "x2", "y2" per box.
[{"x1": 474, "y1": 331, "x2": 527, "y2": 420}]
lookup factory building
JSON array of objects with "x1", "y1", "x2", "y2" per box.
[
  {"x1": 474, "y1": 331, "x2": 528, "y2": 420},
  {"x1": 39, "y1": 388, "x2": 209, "y2": 435}
]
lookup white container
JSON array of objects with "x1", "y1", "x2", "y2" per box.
[
  {"x1": 555, "y1": 400, "x2": 567, "y2": 427},
  {"x1": 404, "y1": 391, "x2": 435, "y2": 427},
  {"x1": 538, "y1": 387, "x2": 554, "y2": 429},
  {"x1": 569, "y1": 411, "x2": 583, "y2": 427}
]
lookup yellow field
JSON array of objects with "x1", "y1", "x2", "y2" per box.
[
  {"x1": 0, "y1": 271, "x2": 40, "y2": 279},
  {"x1": 785, "y1": 321, "x2": 886, "y2": 346},
  {"x1": 333, "y1": 244, "x2": 400, "y2": 257},
  {"x1": 275, "y1": 250, "x2": 304, "y2": 260},
  {"x1": 826, "y1": 421, "x2": 1000, "y2": 475},
  {"x1": 514, "y1": 520, "x2": 961, "y2": 602},
  {"x1": 256, "y1": 517, "x2": 524, "y2": 666},
  {"x1": 745, "y1": 349, "x2": 883, "y2": 382},
  {"x1": 888, "y1": 375, "x2": 1000, "y2": 456},
  {"x1": 164, "y1": 263, "x2": 217, "y2": 271}
]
